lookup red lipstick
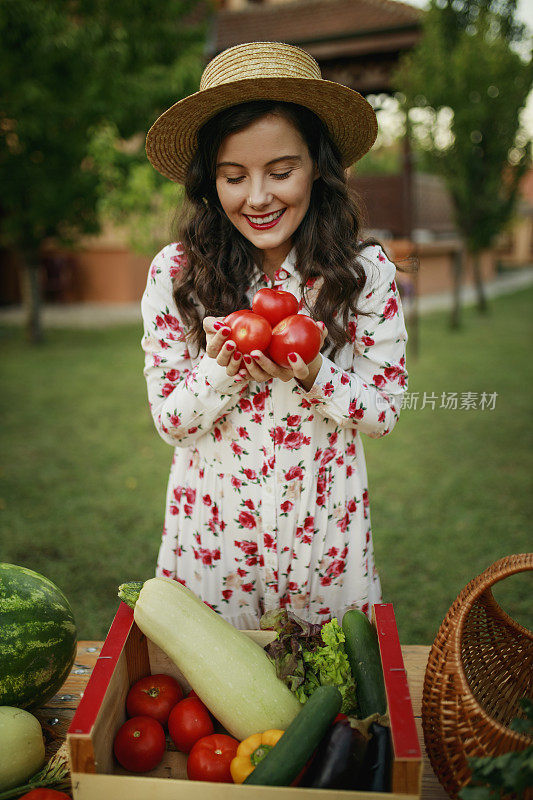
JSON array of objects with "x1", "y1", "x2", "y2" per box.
[{"x1": 244, "y1": 209, "x2": 286, "y2": 230}]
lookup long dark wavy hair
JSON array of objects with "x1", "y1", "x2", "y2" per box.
[{"x1": 172, "y1": 100, "x2": 388, "y2": 358}]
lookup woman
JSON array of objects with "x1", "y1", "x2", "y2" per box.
[{"x1": 141, "y1": 42, "x2": 409, "y2": 628}]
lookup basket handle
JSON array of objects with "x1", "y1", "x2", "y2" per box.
[{"x1": 449, "y1": 553, "x2": 533, "y2": 620}]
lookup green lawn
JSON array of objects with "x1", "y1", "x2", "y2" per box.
[{"x1": 1, "y1": 288, "x2": 532, "y2": 643}]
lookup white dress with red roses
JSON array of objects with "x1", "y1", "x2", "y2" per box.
[{"x1": 141, "y1": 242, "x2": 408, "y2": 629}]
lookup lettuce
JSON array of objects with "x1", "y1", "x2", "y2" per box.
[{"x1": 260, "y1": 609, "x2": 357, "y2": 714}]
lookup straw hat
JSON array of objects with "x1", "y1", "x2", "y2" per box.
[{"x1": 146, "y1": 41, "x2": 378, "y2": 184}]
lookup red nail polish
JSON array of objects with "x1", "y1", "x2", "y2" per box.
[
  {"x1": 233, "y1": 351, "x2": 241, "y2": 360},
  {"x1": 213, "y1": 321, "x2": 222, "y2": 330},
  {"x1": 288, "y1": 352, "x2": 298, "y2": 362},
  {"x1": 243, "y1": 354, "x2": 252, "y2": 364},
  {"x1": 225, "y1": 341, "x2": 235, "y2": 350},
  {"x1": 221, "y1": 327, "x2": 231, "y2": 336}
]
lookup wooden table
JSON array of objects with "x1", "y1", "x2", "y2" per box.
[{"x1": 35, "y1": 642, "x2": 450, "y2": 799}]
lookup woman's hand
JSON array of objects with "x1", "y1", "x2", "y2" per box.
[
  {"x1": 239, "y1": 322, "x2": 328, "y2": 391},
  {"x1": 203, "y1": 316, "x2": 248, "y2": 382}
]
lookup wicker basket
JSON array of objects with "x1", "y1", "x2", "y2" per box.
[{"x1": 422, "y1": 553, "x2": 533, "y2": 798}]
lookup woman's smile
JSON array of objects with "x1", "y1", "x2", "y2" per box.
[{"x1": 244, "y1": 208, "x2": 286, "y2": 229}]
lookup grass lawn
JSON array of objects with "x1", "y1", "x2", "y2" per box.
[{"x1": 1, "y1": 287, "x2": 532, "y2": 643}]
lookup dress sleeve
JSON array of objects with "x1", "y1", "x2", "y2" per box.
[
  {"x1": 141, "y1": 243, "x2": 245, "y2": 448},
  {"x1": 295, "y1": 246, "x2": 408, "y2": 438}
]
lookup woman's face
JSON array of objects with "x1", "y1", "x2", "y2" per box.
[{"x1": 215, "y1": 113, "x2": 318, "y2": 269}]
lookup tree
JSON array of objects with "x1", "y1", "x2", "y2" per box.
[
  {"x1": 395, "y1": 0, "x2": 532, "y2": 327},
  {"x1": 85, "y1": 122, "x2": 184, "y2": 259},
  {"x1": 0, "y1": 0, "x2": 208, "y2": 341}
]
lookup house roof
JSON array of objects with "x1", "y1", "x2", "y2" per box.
[{"x1": 209, "y1": 0, "x2": 422, "y2": 57}]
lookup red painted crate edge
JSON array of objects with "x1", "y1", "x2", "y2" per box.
[
  {"x1": 67, "y1": 602, "x2": 134, "y2": 736},
  {"x1": 374, "y1": 603, "x2": 422, "y2": 761}
]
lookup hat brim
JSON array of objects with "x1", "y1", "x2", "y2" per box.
[{"x1": 145, "y1": 76, "x2": 377, "y2": 184}]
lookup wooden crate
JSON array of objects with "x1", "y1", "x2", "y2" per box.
[{"x1": 67, "y1": 602, "x2": 421, "y2": 799}]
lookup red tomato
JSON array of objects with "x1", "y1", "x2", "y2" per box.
[
  {"x1": 186, "y1": 689, "x2": 209, "y2": 710},
  {"x1": 252, "y1": 287, "x2": 299, "y2": 328},
  {"x1": 187, "y1": 733, "x2": 239, "y2": 782},
  {"x1": 113, "y1": 715, "x2": 166, "y2": 773},
  {"x1": 223, "y1": 310, "x2": 271, "y2": 355},
  {"x1": 268, "y1": 314, "x2": 322, "y2": 366},
  {"x1": 126, "y1": 673, "x2": 183, "y2": 725},
  {"x1": 19, "y1": 792, "x2": 71, "y2": 800},
  {"x1": 334, "y1": 712, "x2": 348, "y2": 723},
  {"x1": 168, "y1": 696, "x2": 214, "y2": 753}
]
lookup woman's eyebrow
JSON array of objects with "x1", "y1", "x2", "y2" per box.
[{"x1": 216, "y1": 155, "x2": 302, "y2": 169}]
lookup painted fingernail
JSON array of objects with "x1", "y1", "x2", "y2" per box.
[
  {"x1": 251, "y1": 352, "x2": 261, "y2": 360},
  {"x1": 288, "y1": 352, "x2": 298, "y2": 362},
  {"x1": 233, "y1": 350, "x2": 241, "y2": 360},
  {"x1": 243, "y1": 354, "x2": 252, "y2": 364},
  {"x1": 221, "y1": 326, "x2": 231, "y2": 336},
  {"x1": 213, "y1": 321, "x2": 222, "y2": 330},
  {"x1": 225, "y1": 341, "x2": 235, "y2": 350}
]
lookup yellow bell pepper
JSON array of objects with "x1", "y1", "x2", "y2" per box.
[{"x1": 230, "y1": 729, "x2": 285, "y2": 783}]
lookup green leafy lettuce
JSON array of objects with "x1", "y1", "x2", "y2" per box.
[{"x1": 260, "y1": 608, "x2": 357, "y2": 714}]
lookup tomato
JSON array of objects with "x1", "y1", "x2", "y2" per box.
[
  {"x1": 186, "y1": 689, "x2": 209, "y2": 710},
  {"x1": 113, "y1": 715, "x2": 166, "y2": 773},
  {"x1": 267, "y1": 314, "x2": 322, "y2": 366},
  {"x1": 252, "y1": 287, "x2": 299, "y2": 328},
  {"x1": 223, "y1": 310, "x2": 271, "y2": 355},
  {"x1": 19, "y1": 791, "x2": 71, "y2": 800},
  {"x1": 334, "y1": 712, "x2": 348, "y2": 724},
  {"x1": 126, "y1": 673, "x2": 183, "y2": 725},
  {"x1": 187, "y1": 733, "x2": 239, "y2": 782},
  {"x1": 168, "y1": 696, "x2": 214, "y2": 753}
]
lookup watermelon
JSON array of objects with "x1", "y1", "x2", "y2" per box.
[{"x1": 0, "y1": 563, "x2": 77, "y2": 709}]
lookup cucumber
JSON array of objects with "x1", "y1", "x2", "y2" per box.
[
  {"x1": 244, "y1": 685, "x2": 342, "y2": 786},
  {"x1": 342, "y1": 608, "x2": 387, "y2": 718}
]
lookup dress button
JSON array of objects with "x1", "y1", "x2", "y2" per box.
[{"x1": 277, "y1": 269, "x2": 288, "y2": 279}]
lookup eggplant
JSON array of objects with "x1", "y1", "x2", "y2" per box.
[
  {"x1": 300, "y1": 720, "x2": 370, "y2": 789},
  {"x1": 357, "y1": 722, "x2": 393, "y2": 792}
]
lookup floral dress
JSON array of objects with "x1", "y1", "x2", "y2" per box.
[{"x1": 141, "y1": 242, "x2": 408, "y2": 629}]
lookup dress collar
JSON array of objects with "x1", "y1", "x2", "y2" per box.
[{"x1": 250, "y1": 246, "x2": 297, "y2": 290}]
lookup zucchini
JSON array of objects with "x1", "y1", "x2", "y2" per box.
[
  {"x1": 244, "y1": 685, "x2": 342, "y2": 786},
  {"x1": 342, "y1": 608, "x2": 387, "y2": 718},
  {"x1": 118, "y1": 579, "x2": 301, "y2": 741}
]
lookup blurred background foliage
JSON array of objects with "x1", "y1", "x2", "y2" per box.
[
  {"x1": 0, "y1": 0, "x2": 208, "y2": 254},
  {"x1": 86, "y1": 122, "x2": 183, "y2": 256},
  {"x1": 394, "y1": 0, "x2": 532, "y2": 259}
]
